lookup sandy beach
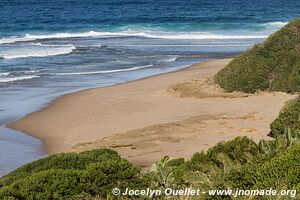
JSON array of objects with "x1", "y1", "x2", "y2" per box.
[{"x1": 8, "y1": 59, "x2": 296, "y2": 167}]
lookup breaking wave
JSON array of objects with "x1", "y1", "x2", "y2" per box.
[
  {"x1": 53, "y1": 65, "x2": 153, "y2": 76},
  {"x1": 0, "y1": 75, "x2": 39, "y2": 83},
  {"x1": 0, "y1": 44, "x2": 76, "y2": 59}
]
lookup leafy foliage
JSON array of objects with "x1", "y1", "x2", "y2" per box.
[
  {"x1": 224, "y1": 143, "x2": 300, "y2": 195},
  {"x1": 270, "y1": 98, "x2": 300, "y2": 136},
  {"x1": 250, "y1": 144, "x2": 300, "y2": 189},
  {"x1": 188, "y1": 137, "x2": 259, "y2": 173},
  {"x1": 0, "y1": 149, "x2": 146, "y2": 199},
  {"x1": 149, "y1": 156, "x2": 175, "y2": 188},
  {"x1": 0, "y1": 135, "x2": 299, "y2": 199},
  {"x1": 0, "y1": 149, "x2": 120, "y2": 187},
  {"x1": 165, "y1": 136, "x2": 300, "y2": 199},
  {"x1": 215, "y1": 18, "x2": 300, "y2": 93}
]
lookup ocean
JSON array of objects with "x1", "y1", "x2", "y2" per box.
[{"x1": 0, "y1": 0, "x2": 299, "y2": 176}]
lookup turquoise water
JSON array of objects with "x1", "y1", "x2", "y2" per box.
[{"x1": 0, "y1": 0, "x2": 299, "y2": 176}]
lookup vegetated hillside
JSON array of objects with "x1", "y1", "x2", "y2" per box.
[
  {"x1": 1, "y1": 135, "x2": 299, "y2": 199},
  {"x1": 215, "y1": 19, "x2": 300, "y2": 93}
]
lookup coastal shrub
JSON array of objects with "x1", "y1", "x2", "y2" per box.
[
  {"x1": 1, "y1": 136, "x2": 299, "y2": 199},
  {"x1": 170, "y1": 137, "x2": 260, "y2": 189},
  {"x1": 0, "y1": 153, "x2": 145, "y2": 199},
  {"x1": 188, "y1": 137, "x2": 259, "y2": 173},
  {"x1": 250, "y1": 144, "x2": 300, "y2": 189},
  {"x1": 206, "y1": 136, "x2": 259, "y2": 164},
  {"x1": 0, "y1": 149, "x2": 120, "y2": 186},
  {"x1": 215, "y1": 18, "x2": 300, "y2": 93},
  {"x1": 166, "y1": 157, "x2": 185, "y2": 167},
  {"x1": 171, "y1": 136, "x2": 300, "y2": 195},
  {"x1": 225, "y1": 144, "x2": 300, "y2": 191},
  {"x1": 270, "y1": 98, "x2": 300, "y2": 136},
  {"x1": 82, "y1": 159, "x2": 144, "y2": 198},
  {"x1": 0, "y1": 169, "x2": 86, "y2": 200}
]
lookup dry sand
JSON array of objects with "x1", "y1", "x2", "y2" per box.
[{"x1": 8, "y1": 59, "x2": 296, "y2": 167}]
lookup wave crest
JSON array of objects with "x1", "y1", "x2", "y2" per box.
[
  {"x1": 0, "y1": 72, "x2": 10, "y2": 76},
  {"x1": 53, "y1": 65, "x2": 153, "y2": 76},
  {"x1": 262, "y1": 21, "x2": 288, "y2": 28},
  {"x1": 0, "y1": 44, "x2": 76, "y2": 59},
  {"x1": 0, "y1": 75, "x2": 39, "y2": 83},
  {"x1": 0, "y1": 30, "x2": 270, "y2": 45},
  {"x1": 0, "y1": 21, "x2": 288, "y2": 45}
]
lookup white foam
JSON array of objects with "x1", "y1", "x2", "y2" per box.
[
  {"x1": 0, "y1": 75, "x2": 39, "y2": 83},
  {"x1": 263, "y1": 21, "x2": 288, "y2": 28},
  {"x1": 140, "y1": 32, "x2": 268, "y2": 39},
  {"x1": 54, "y1": 64, "x2": 153, "y2": 76},
  {"x1": 0, "y1": 44, "x2": 76, "y2": 59},
  {"x1": 24, "y1": 70, "x2": 40, "y2": 73},
  {"x1": 0, "y1": 21, "x2": 288, "y2": 45},
  {"x1": 0, "y1": 36, "x2": 33, "y2": 45},
  {"x1": 77, "y1": 44, "x2": 102, "y2": 48},
  {"x1": 0, "y1": 31, "x2": 107, "y2": 45},
  {"x1": 0, "y1": 70, "x2": 39, "y2": 76},
  {"x1": 0, "y1": 30, "x2": 269, "y2": 45},
  {"x1": 162, "y1": 56, "x2": 177, "y2": 62},
  {"x1": 0, "y1": 72, "x2": 10, "y2": 76}
]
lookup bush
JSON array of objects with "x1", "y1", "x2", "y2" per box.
[
  {"x1": 0, "y1": 149, "x2": 120, "y2": 186},
  {"x1": 250, "y1": 144, "x2": 300, "y2": 189},
  {"x1": 215, "y1": 18, "x2": 300, "y2": 93},
  {"x1": 227, "y1": 144, "x2": 300, "y2": 190},
  {"x1": 0, "y1": 169, "x2": 86, "y2": 200},
  {"x1": 0, "y1": 149, "x2": 146, "y2": 199},
  {"x1": 170, "y1": 137, "x2": 260, "y2": 190},
  {"x1": 206, "y1": 136, "x2": 259, "y2": 164},
  {"x1": 171, "y1": 136, "x2": 300, "y2": 198},
  {"x1": 188, "y1": 137, "x2": 259, "y2": 172},
  {"x1": 270, "y1": 98, "x2": 300, "y2": 136},
  {"x1": 1, "y1": 136, "x2": 299, "y2": 199},
  {"x1": 82, "y1": 159, "x2": 143, "y2": 198}
]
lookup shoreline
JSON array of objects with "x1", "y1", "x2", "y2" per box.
[
  {"x1": 7, "y1": 60, "x2": 212, "y2": 153},
  {"x1": 8, "y1": 58, "x2": 296, "y2": 167},
  {"x1": 3, "y1": 58, "x2": 211, "y2": 152},
  {"x1": 5, "y1": 62, "x2": 202, "y2": 150}
]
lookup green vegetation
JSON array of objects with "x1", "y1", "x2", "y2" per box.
[
  {"x1": 0, "y1": 149, "x2": 120, "y2": 186},
  {"x1": 223, "y1": 142, "x2": 300, "y2": 192},
  {"x1": 215, "y1": 18, "x2": 300, "y2": 93},
  {"x1": 2, "y1": 18, "x2": 300, "y2": 200},
  {"x1": 0, "y1": 149, "x2": 147, "y2": 199},
  {"x1": 1, "y1": 134, "x2": 299, "y2": 199},
  {"x1": 270, "y1": 97, "x2": 300, "y2": 136}
]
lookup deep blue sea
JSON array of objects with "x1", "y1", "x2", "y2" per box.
[{"x1": 0, "y1": 0, "x2": 299, "y2": 176}]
